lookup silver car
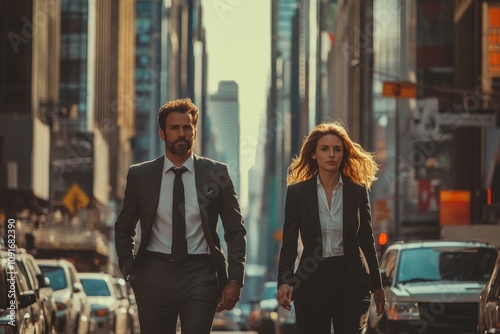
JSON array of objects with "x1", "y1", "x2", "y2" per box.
[
  {"x1": 79, "y1": 272, "x2": 130, "y2": 334},
  {"x1": 37, "y1": 258, "x2": 91, "y2": 334},
  {"x1": 366, "y1": 240, "x2": 498, "y2": 334}
]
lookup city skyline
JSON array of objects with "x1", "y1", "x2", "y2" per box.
[{"x1": 202, "y1": 0, "x2": 271, "y2": 208}]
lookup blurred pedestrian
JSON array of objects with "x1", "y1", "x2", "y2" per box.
[
  {"x1": 115, "y1": 98, "x2": 246, "y2": 334},
  {"x1": 276, "y1": 121, "x2": 386, "y2": 334}
]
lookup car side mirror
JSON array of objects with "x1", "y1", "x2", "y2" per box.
[
  {"x1": 381, "y1": 269, "x2": 392, "y2": 287},
  {"x1": 37, "y1": 273, "x2": 51, "y2": 288},
  {"x1": 19, "y1": 290, "x2": 37, "y2": 308},
  {"x1": 73, "y1": 282, "x2": 83, "y2": 293}
]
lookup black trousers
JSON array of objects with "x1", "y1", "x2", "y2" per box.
[
  {"x1": 129, "y1": 252, "x2": 218, "y2": 334},
  {"x1": 293, "y1": 256, "x2": 371, "y2": 334}
]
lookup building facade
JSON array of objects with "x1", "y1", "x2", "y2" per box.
[
  {"x1": 207, "y1": 81, "x2": 241, "y2": 195},
  {"x1": 0, "y1": 0, "x2": 60, "y2": 233}
]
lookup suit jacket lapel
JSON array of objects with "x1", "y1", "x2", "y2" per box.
[
  {"x1": 304, "y1": 177, "x2": 322, "y2": 235},
  {"x1": 147, "y1": 157, "x2": 164, "y2": 227},
  {"x1": 193, "y1": 155, "x2": 216, "y2": 249}
]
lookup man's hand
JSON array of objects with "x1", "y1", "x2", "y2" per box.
[
  {"x1": 217, "y1": 280, "x2": 242, "y2": 313},
  {"x1": 276, "y1": 283, "x2": 293, "y2": 311}
]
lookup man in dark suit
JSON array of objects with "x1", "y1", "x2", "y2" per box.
[{"x1": 115, "y1": 98, "x2": 246, "y2": 334}]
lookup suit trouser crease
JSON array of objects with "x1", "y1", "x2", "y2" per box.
[
  {"x1": 294, "y1": 256, "x2": 371, "y2": 334},
  {"x1": 130, "y1": 256, "x2": 218, "y2": 334}
]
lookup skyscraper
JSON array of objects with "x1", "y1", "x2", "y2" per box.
[
  {"x1": 134, "y1": 0, "x2": 208, "y2": 162},
  {"x1": 207, "y1": 81, "x2": 240, "y2": 195}
]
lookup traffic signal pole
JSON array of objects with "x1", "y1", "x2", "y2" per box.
[{"x1": 395, "y1": 97, "x2": 400, "y2": 242}]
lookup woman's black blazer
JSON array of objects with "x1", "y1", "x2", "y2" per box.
[{"x1": 277, "y1": 175, "x2": 382, "y2": 292}]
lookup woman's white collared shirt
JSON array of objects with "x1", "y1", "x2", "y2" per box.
[{"x1": 317, "y1": 175, "x2": 344, "y2": 257}]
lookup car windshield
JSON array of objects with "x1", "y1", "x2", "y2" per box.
[
  {"x1": 39, "y1": 266, "x2": 67, "y2": 291},
  {"x1": 397, "y1": 247, "x2": 498, "y2": 284},
  {"x1": 81, "y1": 278, "x2": 111, "y2": 296}
]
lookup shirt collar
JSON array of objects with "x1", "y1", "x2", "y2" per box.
[
  {"x1": 163, "y1": 154, "x2": 194, "y2": 174},
  {"x1": 316, "y1": 174, "x2": 343, "y2": 188}
]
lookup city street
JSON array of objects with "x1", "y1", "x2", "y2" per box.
[{"x1": 2, "y1": 1, "x2": 500, "y2": 334}]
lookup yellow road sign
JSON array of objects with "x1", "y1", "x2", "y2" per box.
[{"x1": 63, "y1": 183, "x2": 90, "y2": 215}]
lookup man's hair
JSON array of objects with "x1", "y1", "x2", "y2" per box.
[{"x1": 158, "y1": 98, "x2": 199, "y2": 132}]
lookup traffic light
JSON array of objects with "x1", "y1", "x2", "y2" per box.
[
  {"x1": 377, "y1": 232, "x2": 388, "y2": 247},
  {"x1": 377, "y1": 232, "x2": 389, "y2": 256}
]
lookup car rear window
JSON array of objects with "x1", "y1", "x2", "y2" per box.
[
  {"x1": 81, "y1": 278, "x2": 111, "y2": 296},
  {"x1": 398, "y1": 247, "x2": 498, "y2": 284},
  {"x1": 39, "y1": 266, "x2": 67, "y2": 291}
]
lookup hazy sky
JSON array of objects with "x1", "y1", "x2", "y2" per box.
[{"x1": 202, "y1": 1, "x2": 271, "y2": 207}]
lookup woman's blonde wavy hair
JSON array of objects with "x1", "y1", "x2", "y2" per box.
[{"x1": 287, "y1": 121, "x2": 378, "y2": 188}]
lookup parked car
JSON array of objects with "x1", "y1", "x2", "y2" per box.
[
  {"x1": 17, "y1": 249, "x2": 58, "y2": 334},
  {"x1": 37, "y1": 258, "x2": 91, "y2": 334},
  {"x1": 113, "y1": 277, "x2": 135, "y2": 334},
  {"x1": 247, "y1": 282, "x2": 279, "y2": 334},
  {"x1": 213, "y1": 308, "x2": 244, "y2": 331},
  {"x1": 79, "y1": 272, "x2": 129, "y2": 334},
  {"x1": 367, "y1": 240, "x2": 498, "y2": 334},
  {"x1": 478, "y1": 251, "x2": 500, "y2": 334},
  {"x1": 0, "y1": 251, "x2": 39, "y2": 334},
  {"x1": 122, "y1": 281, "x2": 140, "y2": 334}
]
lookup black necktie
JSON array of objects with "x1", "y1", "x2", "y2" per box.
[{"x1": 171, "y1": 166, "x2": 188, "y2": 263}]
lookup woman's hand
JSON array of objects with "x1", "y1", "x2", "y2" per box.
[
  {"x1": 373, "y1": 288, "x2": 386, "y2": 316},
  {"x1": 276, "y1": 283, "x2": 293, "y2": 311}
]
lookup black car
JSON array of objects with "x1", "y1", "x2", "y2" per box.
[
  {"x1": 478, "y1": 251, "x2": 500, "y2": 334},
  {"x1": 0, "y1": 252, "x2": 39, "y2": 334}
]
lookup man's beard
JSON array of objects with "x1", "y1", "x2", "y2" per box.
[{"x1": 166, "y1": 138, "x2": 193, "y2": 155}]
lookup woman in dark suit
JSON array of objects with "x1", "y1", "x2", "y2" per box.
[{"x1": 276, "y1": 121, "x2": 386, "y2": 333}]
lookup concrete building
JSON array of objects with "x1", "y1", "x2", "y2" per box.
[
  {"x1": 51, "y1": 0, "x2": 136, "y2": 229},
  {"x1": 326, "y1": 0, "x2": 500, "y2": 244},
  {"x1": 0, "y1": 0, "x2": 60, "y2": 233},
  {"x1": 207, "y1": 81, "x2": 241, "y2": 194}
]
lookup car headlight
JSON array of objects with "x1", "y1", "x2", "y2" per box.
[{"x1": 387, "y1": 302, "x2": 420, "y2": 320}]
